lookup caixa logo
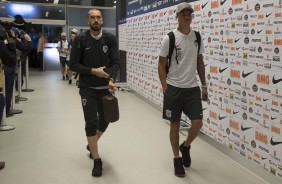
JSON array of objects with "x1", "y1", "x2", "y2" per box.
[{"x1": 254, "y1": 3, "x2": 261, "y2": 11}]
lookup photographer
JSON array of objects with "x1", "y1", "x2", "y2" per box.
[
  {"x1": 0, "y1": 22, "x2": 17, "y2": 170},
  {"x1": 0, "y1": 21, "x2": 17, "y2": 117}
]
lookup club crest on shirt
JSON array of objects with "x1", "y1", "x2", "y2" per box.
[
  {"x1": 103, "y1": 46, "x2": 108, "y2": 53},
  {"x1": 82, "y1": 99, "x2": 87, "y2": 106},
  {"x1": 165, "y1": 109, "x2": 172, "y2": 118}
]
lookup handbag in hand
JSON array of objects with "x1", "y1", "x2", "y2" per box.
[{"x1": 102, "y1": 94, "x2": 119, "y2": 123}]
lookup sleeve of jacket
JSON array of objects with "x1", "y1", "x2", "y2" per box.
[
  {"x1": 0, "y1": 40, "x2": 17, "y2": 67},
  {"x1": 69, "y1": 36, "x2": 92, "y2": 74},
  {"x1": 104, "y1": 34, "x2": 120, "y2": 80}
]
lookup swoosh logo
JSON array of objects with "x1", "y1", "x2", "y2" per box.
[
  {"x1": 271, "y1": 117, "x2": 277, "y2": 120},
  {"x1": 263, "y1": 98, "x2": 269, "y2": 102},
  {"x1": 261, "y1": 157, "x2": 268, "y2": 160},
  {"x1": 218, "y1": 115, "x2": 227, "y2": 120},
  {"x1": 266, "y1": 13, "x2": 272, "y2": 18},
  {"x1": 242, "y1": 71, "x2": 254, "y2": 78},
  {"x1": 272, "y1": 76, "x2": 282, "y2": 84},
  {"x1": 235, "y1": 38, "x2": 241, "y2": 43},
  {"x1": 241, "y1": 124, "x2": 252, "y2": 131},
  {"x1": 236, "y1": 47, "x2": 241, "y2": 50},
  {"x1": 270, "y1": 137, "x2": 282, "y2": 146},
  {"x1": 219, "y1": 67, "x2": 228, "y2": 73},
  {"x1": 202, "y1": 108, "x2": 208, "y2": 111},
  {"x1": 257, "y1": 30, "x2": 263, "y2": 34},
  {"x1": 220, "y1": 0, "x2": 227, "y2": 6},
  {"x1": 202, "y1": 2, "x2": 209, "y2": 9},
  {"x1": 233, "y1": 111, "x2": 239, "y2": 114}
]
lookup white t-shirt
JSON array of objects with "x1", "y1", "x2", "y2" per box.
[
  {"x1": 159, "y1": 29, "x2": 205, "y2": 88},
  {"x1": 57, "y1": 40, "x2": 68, "y2": 57}
]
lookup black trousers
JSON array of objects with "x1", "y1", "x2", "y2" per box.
[{"x1": 79, "y1": 88, "x2": 110, "y2": 136}]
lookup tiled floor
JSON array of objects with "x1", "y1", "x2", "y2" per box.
[{"x1": 0, "y1": 71, "x2": 278, "y2": 184}]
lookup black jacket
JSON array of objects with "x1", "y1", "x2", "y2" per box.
[
  {"x1": 70, "y1": 30, "x2": 120, "y2": 88},
  {"x1": 0, "y1": 40, "x2": 16, "y2": 68}
]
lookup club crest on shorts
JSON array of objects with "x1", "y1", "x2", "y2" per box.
[
  {"x1": 103, "y1": 46, "x2": 108, "y2": 53},
  {"x1": 165, "y1": 109, "x2": 172, "y2": 118},
  {"x1": 82, "y1": 99, "x2": 87, "y2": 106}
]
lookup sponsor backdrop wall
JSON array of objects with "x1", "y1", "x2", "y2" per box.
[{"x1": 119, "y1": 0, "x2": 282, "y2": 179}]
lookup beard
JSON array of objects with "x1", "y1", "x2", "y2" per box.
[{"x1": 90, "y1": 24, "x2": 101, "y2": 31}]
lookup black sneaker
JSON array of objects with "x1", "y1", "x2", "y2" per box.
[
  {"x1": 92, "y1": 158, "x2": 102, "y2": 177},
  {"x1": 86, "y1": 145, "x2": 93, "y2": 159},
  {"x1": 179, "y1": 141, "x2": 191, "y2": 167},
  {"x1": 174, "y1": 158, "x2": 185, "y2": 177},
  {"x1": 69, "y1": 80, "x2": 72, "y2": 84},
  {"x1": 62, "y1": 76, "x2": 65, "y2": 80}
]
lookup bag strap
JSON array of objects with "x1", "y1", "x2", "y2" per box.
[
  {"x1": 166, "y1": 31, "x2": 175, "y2": 74},
  {"x1": 194, "y1": 30, "x2": 201, "y2": 54}
]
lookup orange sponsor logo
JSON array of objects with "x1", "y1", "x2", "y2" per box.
[
  {"x1": 209, "y1": 110, "x2": 217, "y2": 120},
  {"x1": 210, "y1": 66, "x2": 218, "y2": 74},
  {"x1": 272, "y1": 100, "x2": 278, "y2": 106},
  {"x1": 211, "y1": 0, "x2": 219, "y2": 9},
  {"x1": 275, "y1": 12, "x2": 282, "y2": 18},
  {"x1": 236, "y1": 61, "x2": 241, "y2": 65},
  {"x1": 194, "y1": 4, "x2": 201, "y2": 11},
  {"x1": 258, "y1": 14, "x2": 264, "y2": 19},
  {"x1": 226, "y1": 108, "x2": 231, "y2": 114},
  {"x1": 227, "y1": 38, "x2": 233, "y2": 44},
  {"x1": 263, "y1": 113, "x2": 269, "y2": 120},
  {"x1": 271, "y1": 125, "x2": 280, "y2": 134},
  {"x1": 266, "y1": 30, "x2": 272, "y2": 34},
  {"x1": 254, "y1": 152, "x2": 260, "y2": 158},
  {"x1": 229, "y1": 119, "x2": 239, "y2": 130},
  {"x1": 232, "y1": 0, "x2": 242, "y2": 5},
  {"x1": 255, "y1": 131, "x2": 268, "y2": 144},
  {"x1": 274, "y1": 39, "x2": 282, "y2": 46},
  {"x1": 231, "y1": 47, "x2": 235, "y2": 51},
  {"x1": 256, "y1": 96, "x2": 262, "y2": 101},
  {"x1": 230, "y1": 69, "x2": 240, "y2": 78},
  {"x1": 257, "y1": 74, "x2": 269, "y2": 85}
]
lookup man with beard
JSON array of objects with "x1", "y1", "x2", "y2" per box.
[{"x1": 70, "y1": 9, "x2": 120, "y2": 177}]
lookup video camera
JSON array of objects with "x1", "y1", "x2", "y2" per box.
[{"x1": 0, "y1": 20, "x2": 25, "y2": 40}]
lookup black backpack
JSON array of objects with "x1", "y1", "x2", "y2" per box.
[{"x1": 166, "y1": 30, "x2": 201, "y2": 74}]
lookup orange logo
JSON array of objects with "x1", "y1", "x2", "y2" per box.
[
  {"x1": 229, "y1": 119, "x2": 239, "y2": 130},
  {"x1": 211, "y1": 0, "x2": 219, "y2": 9},
  {"x1": 209, "y1": 110, "x2": 217, "y2": 120},
  {"x1": 272, "y1": 100, "x2": 278, "y2": 106},
  {"x1": 194, "y1": 4, "x2": 201, "y2": 11},
  {"x1": 226, "y1": 108, "x2": 231, "y2": 114},
  {"x1": 255, "y1": 131, "x2": 268, "y2": 144},
  {"x1": 210, "y1": 66, "x2": 218, "y2": 74},
  {"x1": 230, "y1": 69, "x2": 240, "y2": 78},
  {"x1": 275, "y1": 12, "x2": 282, "y2": 18},
  {"x1": 274, "y1": 39, "x2": 282, "y2": 46},
  {"x1": 271, "y1": 125, "x2": 280, "y2": 134},
  {"x1": 227, "y1": 38, "x2": 233, "y2": 44},
  {"x1": 232, "y1": 0, "x2": 242, "y2": 5},
  {"x1": 257, "y1": 74, "x2": 269, "y2": 85}
]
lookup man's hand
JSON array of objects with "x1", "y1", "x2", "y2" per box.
[
  {"x1": 201, "y1": 86, "x2": 208, "y2": 101},
  {"x1": 108, "y1": 80, "x2": 117, "y2": 94},
  {"x1": 91, "y1": 66, "x2": 110, "y2": 78}
]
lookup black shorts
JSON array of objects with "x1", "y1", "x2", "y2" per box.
[
  {"x1": 163, "y1": 85, "x2": 203, "y2": 121},
  {"x1": 59, "y1": 56, "x2": 67, "y2": 67}
]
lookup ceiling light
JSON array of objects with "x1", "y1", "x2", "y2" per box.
[{"x1": 114, "y1": 1, "x2": 116, "y2": 3}]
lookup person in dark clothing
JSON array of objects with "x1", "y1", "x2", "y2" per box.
[
  {"x1": 28, "y1": 28, "x2": 39, "y2": 68},
  {"x1": 70, "y1": 9, "x2": 120, "y2": 177}
]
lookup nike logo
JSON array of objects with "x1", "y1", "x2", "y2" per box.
[
  {"x1": 233, "y1": 111, "x2": 239, "y2": 114},
  {"x1": 218, "y1": 115, "x2": 227, "y2": 120},
  {"x1": 242, "y1": 71, "x2": 254, "y2": 78},
  {"x1": 202, "y1": 108, "x2": 208, "y2": 111},
  {"x1": 266, "y1": 13, "x2": 272, "y2": 18},
  {"x1": 234, "y1": 38, "x2": 241, "y2": 43},
  {"x1": 205, "y1": 64, "x2": 209, "y2": 67},
  {"x1": 224, "y1": 87, "x2": 228, "y2": 90},
  {"x1": 202, "y1": 2, "x2": 208, "y2": 9},
  {"x1": 164, "y1": 11, "x2": 167, "y2": 15},
  {"x1": 86, "y1": 47, "x2": 91, "y2": 50},
  {"x1": 271, "y1": 117, "x2": 277, "y2": 120},
  {"x1": 270, "y1": 137, "x2": 282, "y2": 146},
  {"x1": 219, "y1": 67, "x2": 228, "y2": 73},
  {"x1": 225, "y1": 18, "x2": 229, "y2": 21},
  {"x1": 236, "y1": 47, "x2": 241, "y2": 50},
  {"x1": 261, "y1": 157, "x2": 268, "y2": 160},
  {"x1": 241, "y1": 124, "x2": 252, "y2": 131},
  {"x1": 220, "y1": 0, "x2": 227, "y2": 6},
  {"x1": 272, "y1": 76, "x2": 282, "y2": 84},
  {"x1": 263, "y1": 98, "x2": 269, "y2": 102},
  {"x1": 257, "y1": 30, "x2": 263, "y2": 34}
]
